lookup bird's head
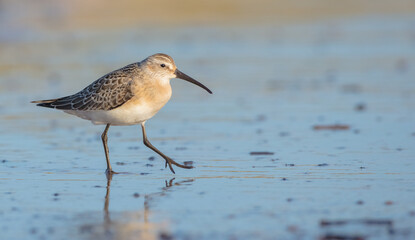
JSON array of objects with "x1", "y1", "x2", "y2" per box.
[{"x1": 142, "y1": 53, "x2": 212, "y2": 94}]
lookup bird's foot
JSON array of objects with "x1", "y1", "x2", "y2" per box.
[
  {"x1": 163, "y1": 157, "x2": 194, "y2": 174},
  {"x1": 105, "y1": 168, "x2": 119, "y2": 177}
]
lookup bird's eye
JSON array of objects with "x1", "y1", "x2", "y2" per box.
[{"x1": 160, "y1": 64, "x2": 166, "y2": 68}]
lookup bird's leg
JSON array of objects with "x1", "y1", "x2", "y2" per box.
[
  {"x1": 140, "y1": 122, "x2": 193, "y2": 174},
  {"x1": 101, "y1": 124, "x2": 117, "y2": 176}
]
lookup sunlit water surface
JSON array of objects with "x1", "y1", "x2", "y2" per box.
[{"x1": 1, "y1": 13, "x2": 415, "y2": 240}]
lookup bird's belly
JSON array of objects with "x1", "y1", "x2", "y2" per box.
[{"x1": 64, "y1": 101, "x2": 166, "y2": 126}]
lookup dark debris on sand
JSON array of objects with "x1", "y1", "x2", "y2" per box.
[
  {"x1": 313, "y1": 124, "x2": 350, "y2": 131},
  {"x1": 250, "y1": 151, "x2": 274, "y2": 155}
]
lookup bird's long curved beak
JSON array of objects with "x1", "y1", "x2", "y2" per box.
[{"x1": 175, "y1": 69, "x2": 212, "y2": 94}]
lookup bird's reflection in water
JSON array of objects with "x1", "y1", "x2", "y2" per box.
[
  {"x1": 97, "y1": 175, "x2": 194, "y2": 240},
  {"x1": 103, "y1": 174, "x2": 112, "y2": 237}
]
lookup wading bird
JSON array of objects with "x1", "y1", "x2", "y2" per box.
[{"x1": 32, "y1": 53, "x2": 212, "y2": 175}]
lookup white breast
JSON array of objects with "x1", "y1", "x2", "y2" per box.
[{"x1": 64, "y1": 102, "x2": 163, "y2": 126}]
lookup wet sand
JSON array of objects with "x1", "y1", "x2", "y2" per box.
[{"x1": 1, "y1": 1, "x2": 415, "y2": 239}]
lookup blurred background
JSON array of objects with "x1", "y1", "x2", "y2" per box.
[{"x1": 1, "y1": 0, "x2": 415, "y2": 239}]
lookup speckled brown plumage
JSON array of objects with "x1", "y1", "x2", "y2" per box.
[{"x1": 33, "y1": 63, "x2": 139, "y2": 111}]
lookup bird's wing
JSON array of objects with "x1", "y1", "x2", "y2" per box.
[{"x1": 33, "y1": 63, "x2": 138, "y2": 111}]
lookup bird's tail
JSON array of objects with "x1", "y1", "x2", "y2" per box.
[{"x1": 31, "y1": 99, "x2": 59, "y2": 108}]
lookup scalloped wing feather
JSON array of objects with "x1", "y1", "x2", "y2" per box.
[{"x1": 33, "y1": 63, "x2": 138, "y2": 111}]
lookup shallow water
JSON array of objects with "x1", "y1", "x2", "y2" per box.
[{"x1": 1, "y1": 3, "x2": 415, "y2": 239}]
